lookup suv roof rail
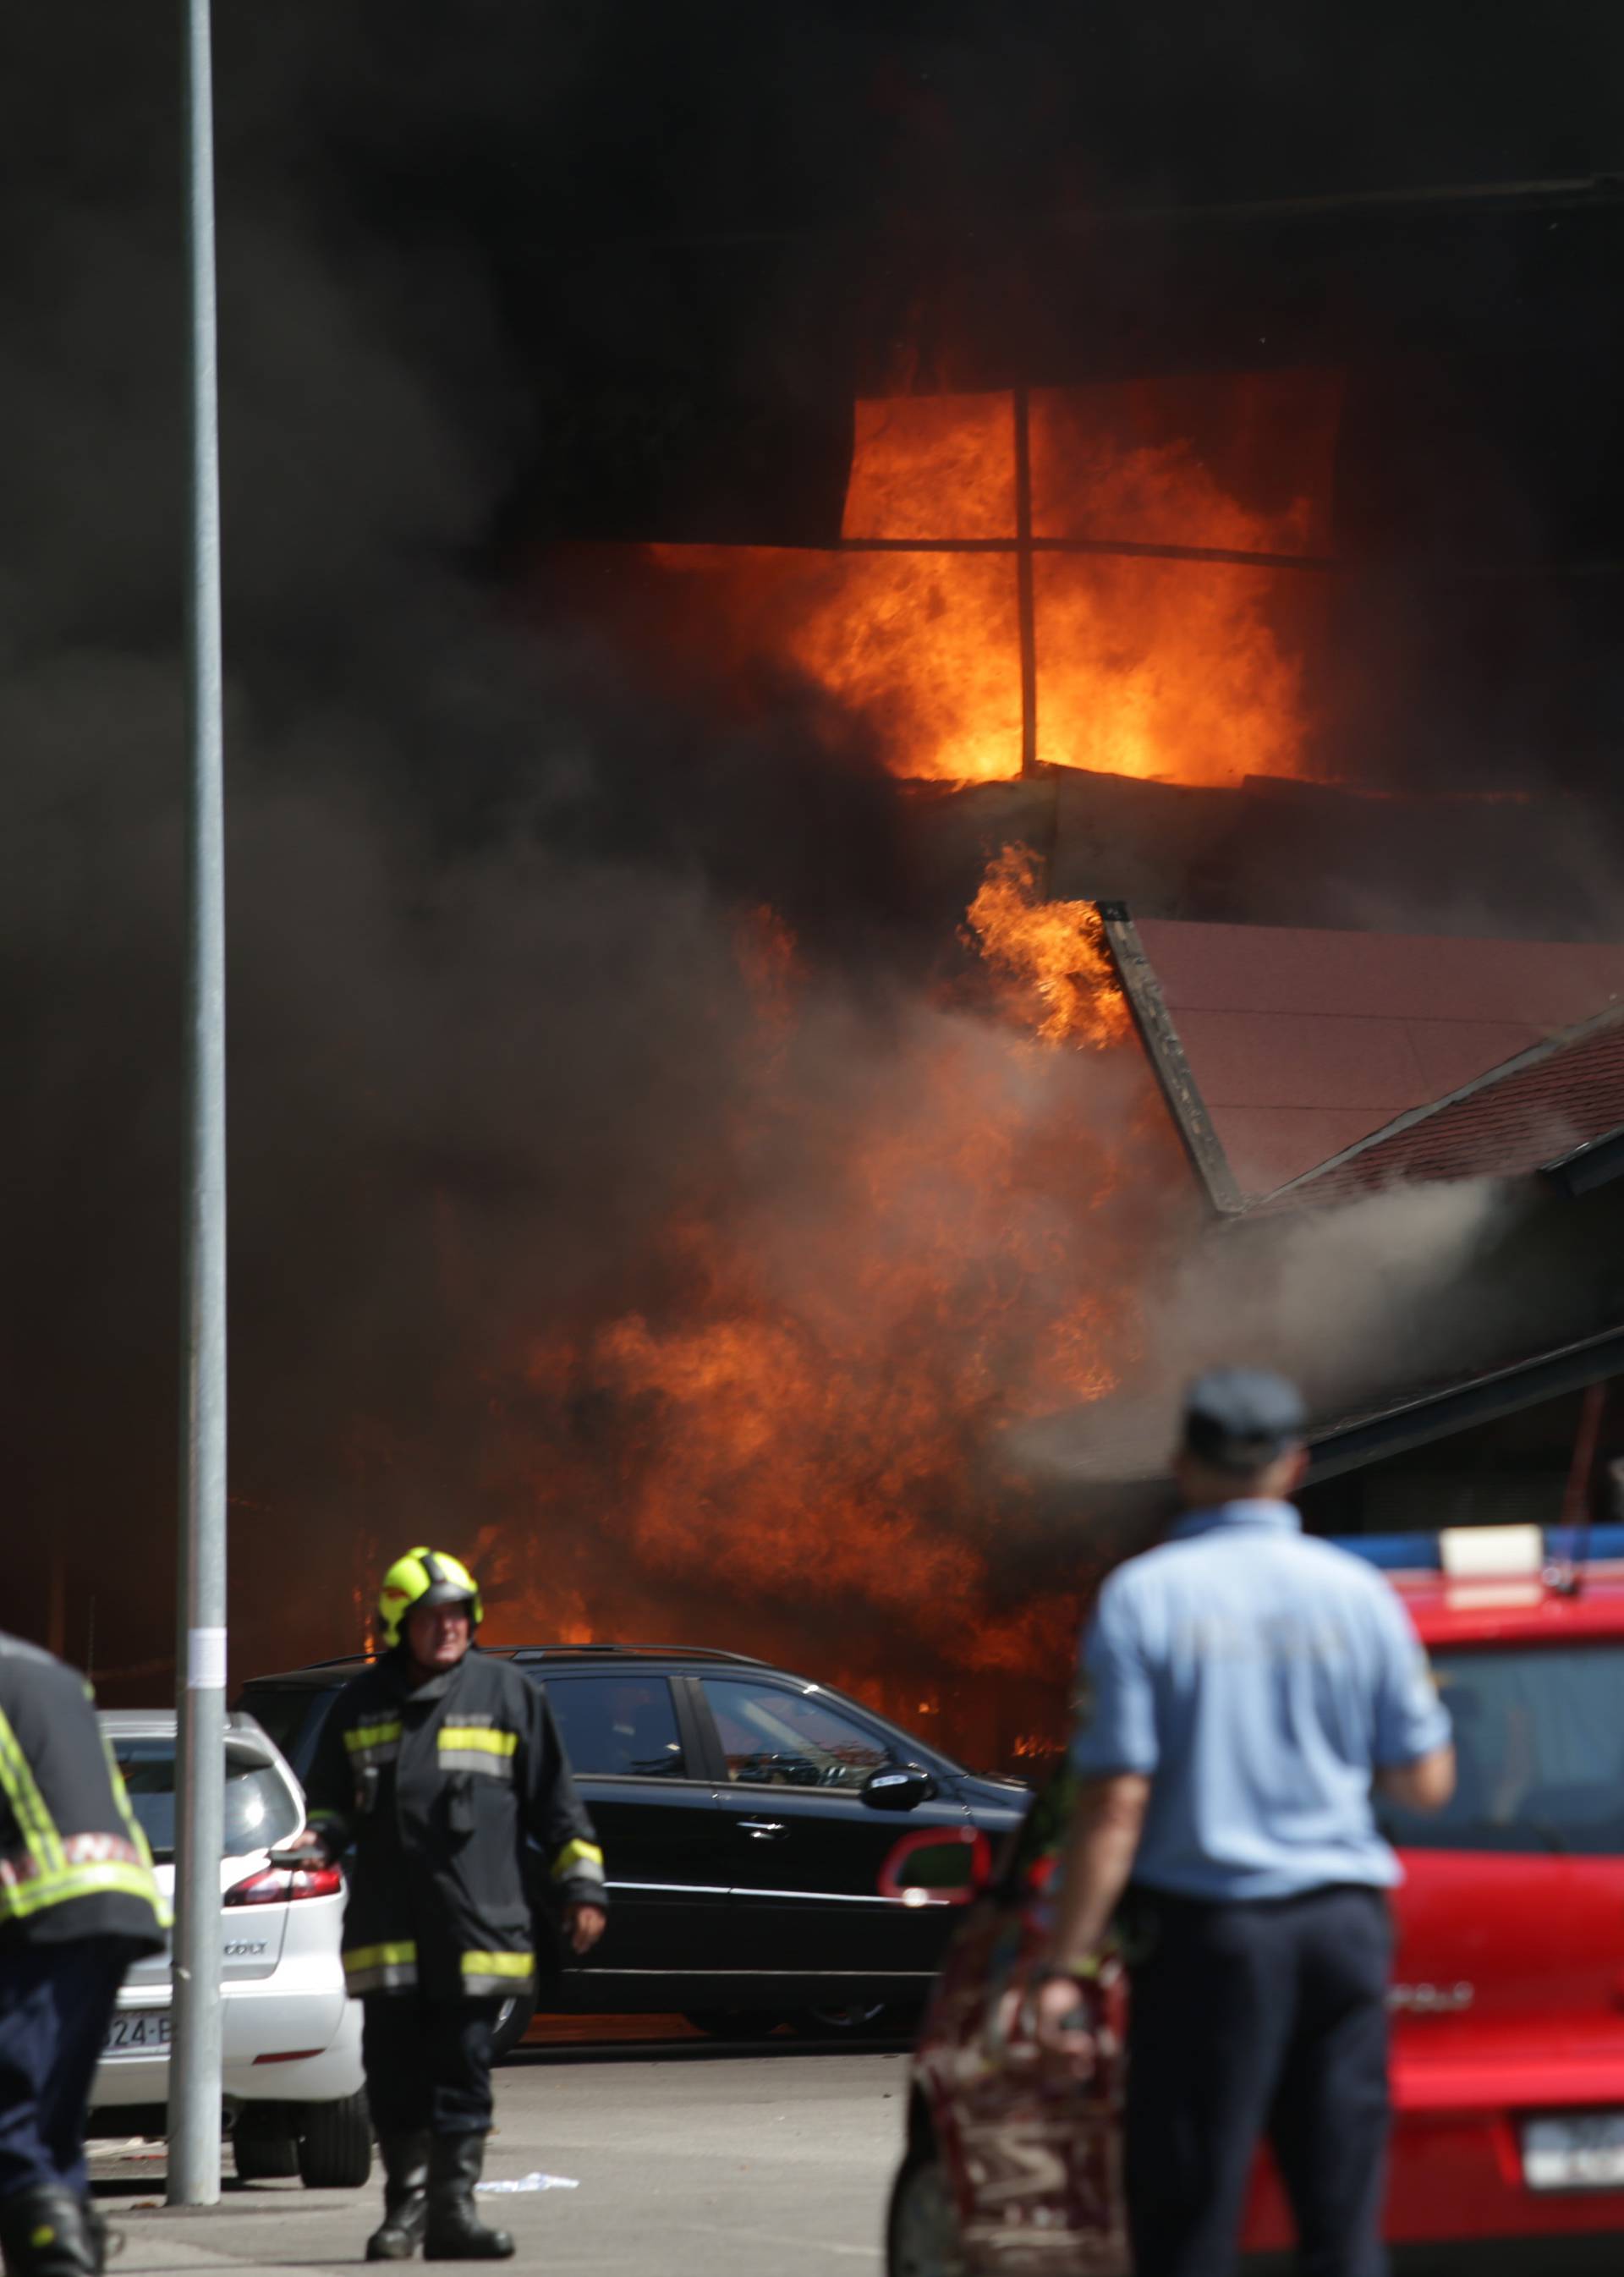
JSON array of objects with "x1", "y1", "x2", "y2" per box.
[
  {"x1": 511, "y1": 1643, "x2": 771, "y2": 1665},
  {"x1": 241, "y1": 1643, "x2": 774, "y2": 1684}
]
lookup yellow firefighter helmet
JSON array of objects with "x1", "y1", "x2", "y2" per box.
[{"x1": 377, "y1": 1547, "x2": 484, "y2": 1650}]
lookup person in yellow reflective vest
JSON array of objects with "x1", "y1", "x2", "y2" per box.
[
  {"x1": 0, "y1": 1633, "x2": 167, "y2": 2277},
  {"x1": 297, "y1": 1550, "x2": 605, "y2": 2262}
]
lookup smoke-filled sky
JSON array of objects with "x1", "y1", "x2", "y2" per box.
[{"x1": 5, "y1": 3, "x2": 1624, "y2": 1721}]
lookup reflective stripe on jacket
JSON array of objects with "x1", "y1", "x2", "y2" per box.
[
  {"x1": 304, "y1": 1647, "x2": 604, "y2": 2001},
  {"x1": 0, "y1": 1633, "x2": 167, "y2": 1950}
]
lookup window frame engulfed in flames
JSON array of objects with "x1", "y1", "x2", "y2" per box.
[{"x1": 830, "y1": 384, "x2": 1336, "y2": 781}]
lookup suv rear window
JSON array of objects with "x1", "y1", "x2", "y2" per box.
[
  {"x1": 113, "y1": 1739, "x2": 303, "y2": 1863},
  {"x1": 540, "y1": 1675, "x2": 687, "y2": 1778},
  {"x1": 1383, "y1": 1643, "x2": 1624, "y2": 1856}
]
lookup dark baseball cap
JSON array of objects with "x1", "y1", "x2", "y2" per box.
[{"x1": 1181, "y1": 1368, "x2": 1308, "y2": 1471}]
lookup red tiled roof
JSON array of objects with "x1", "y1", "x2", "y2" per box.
[
  {"x1": 1131, "y1": 919, "x2": 1624, "y2": 1195},
  {"x1": 1265, "y1": 1007, "x2": 1624, "y2": 1208}
]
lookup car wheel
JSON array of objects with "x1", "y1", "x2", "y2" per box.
[
  {"x1": 295, "y1": 2090, "x2": 373, "y2": 2190},
  {"x1": 682, "y1": 2010, "x2": 788, "y2": 2039},
  {"x1": 491, "y1": 1985, "x2": 539, "y2": 2060},
  {"x1": 231, "y1": 2113, "x2": 300, "y2": 2182},
  {"x1": 886, "y1": 2146, "x2": 967, "y2": 2277}
]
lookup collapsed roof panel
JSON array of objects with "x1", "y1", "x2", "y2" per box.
[
  {"x1": 1119, "y1": 914, "x2": 1624, "y2": 1196},
  {"x1": 1271, "y1": 1007, "x2": 1624, "y2": 1208}
]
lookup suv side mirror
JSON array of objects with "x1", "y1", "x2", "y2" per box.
[{"x1": 861, "y1": 1764, "x2": 936, "y2": 1813}]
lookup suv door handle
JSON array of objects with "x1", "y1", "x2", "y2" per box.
[{"x1": 738, "y1": 1819, "x2": 787, "y2": 1841}]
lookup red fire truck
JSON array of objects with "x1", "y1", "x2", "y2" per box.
[{"x1": 887, "y1": 1523, "x2": 1624, "y2": 2274}]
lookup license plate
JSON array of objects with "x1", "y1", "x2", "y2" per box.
[
  {"x1": 102, "y1": 2011, "x2": 173, "y2": 2057},
  {"x1": 1522, "y1": 2113, "x2": 1624, "y2": 2191}
]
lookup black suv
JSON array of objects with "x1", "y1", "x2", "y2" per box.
[{"x1": 238, "y1": 1645, "x2": 1029, "y2": 2046}]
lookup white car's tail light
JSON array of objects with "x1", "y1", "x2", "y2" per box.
[{"x1": 224, "y1": 1863, "x2": 343, "y2": 1907}]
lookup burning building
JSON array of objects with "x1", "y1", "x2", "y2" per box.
[
  {"x1": 8, "y1": 3, "x2": 1624, "y2": 1770},
  {"x1": 354, "y1": 348, "x2": 1624, "y2": 1767}
]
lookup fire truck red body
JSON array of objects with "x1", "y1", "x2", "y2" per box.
[{"x1": 892, "y1": 1529, "x2": 1624, "y2": 2272}]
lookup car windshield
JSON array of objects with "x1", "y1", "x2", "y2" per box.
[
  {"x1": 112, "y1": 1739, "x2": 303, "y2": 1863},
  {"x1": 1382, "y1": 1642, "x2": 1624, "y2": 1857}
]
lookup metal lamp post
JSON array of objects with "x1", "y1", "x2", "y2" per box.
[{"x1": 168, "y1": 0, "x2": 228, "y2": 2208}]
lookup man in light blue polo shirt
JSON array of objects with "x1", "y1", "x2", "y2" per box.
[{"x1": 1035, "y1": 1369, "x2": 1455, "y2": 2277}]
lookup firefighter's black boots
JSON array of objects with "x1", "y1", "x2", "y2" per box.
[
  {"x1": 366, "y1": 2132, "x2": 432, "y2": 2261},
  {"x1": 422, "y1": 2132, "x2": 514, "y2": 2261},
  {"x1": 0, "y1": 2186, "x2": 99, "y2": 2276}
]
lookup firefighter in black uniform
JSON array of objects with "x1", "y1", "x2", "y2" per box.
[
  {"x1": 0, "y1": 1632, "x2": 167, "y2": 2277},
  {"x1": 298, "y1": 1550, "x2": 606, "y2": 2263}
]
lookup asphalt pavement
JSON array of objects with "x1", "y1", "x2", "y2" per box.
[{"x1": 93, "y1": 2038, "x2": 908, "y2": 2275}]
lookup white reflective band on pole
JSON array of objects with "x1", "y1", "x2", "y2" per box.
[{"x1": 186, "y1": 1627, "x2": 228, "y2": 1690}]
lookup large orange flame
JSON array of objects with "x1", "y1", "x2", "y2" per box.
[
  {"x1": 457, "y1": 852, "x2": 1183, "y2": 1764},
  {"x1": 639, "y1": 369, "x2": 1337, "y2": 787},
  {"x1": 644, "y1": 540, "x2": 1023, "y2": 782},
  {"x1": 966, "y1": 846, "x2": 1131, "y2": 1049}
]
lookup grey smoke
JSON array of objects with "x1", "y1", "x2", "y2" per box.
[{"x1": 1001, "y1": 1176, "x2": 1517, "y2": 1492}]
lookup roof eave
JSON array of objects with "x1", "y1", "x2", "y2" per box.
[
  {"x1": 1307, "y1": 1320, "x2": 1624, "y2": 1482},
  {"x1": 1098, "y1": 901, "x2": 1244, "y2": 1217},
  {"x1": 1544, "y1": 1123, "x2": 1624, "y2": 1199}
]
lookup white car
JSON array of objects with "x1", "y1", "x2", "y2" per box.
[{"x1": 92, "y1": 1709, "x2": 370, "y2": 2187}]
